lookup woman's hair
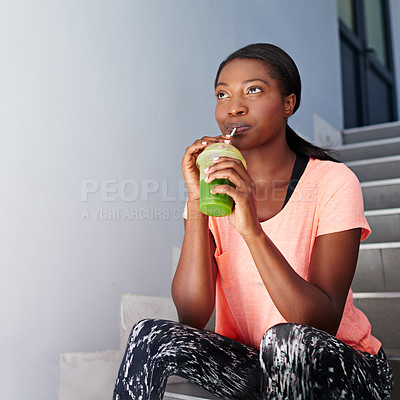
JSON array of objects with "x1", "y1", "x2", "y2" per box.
[{"x1": 215, "y1": 43, "x2": 339, "y2": 162}]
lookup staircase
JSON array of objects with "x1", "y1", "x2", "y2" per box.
[{"x1": 337, "y1": 121, "x2": 400, "y2": 399}]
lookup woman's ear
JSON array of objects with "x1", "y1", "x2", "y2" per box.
[{"x1": 284, "y1": 94, "x2": 296, "y2": 117}]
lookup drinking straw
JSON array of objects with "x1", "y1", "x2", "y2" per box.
[{"x1": 229, "y1": 127, "x2": 237, "y2": 137}]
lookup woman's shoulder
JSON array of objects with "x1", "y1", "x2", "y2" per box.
[
  {"x1": 304, "y1": 158, "x2": 364, "y2": 211},
  {"x1": 307, "y1": 158, "x2": 360, "y2": 188}
]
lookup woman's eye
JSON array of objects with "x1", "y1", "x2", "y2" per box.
[
  {"x1": 248, "y1": 86, "x2": 262, "y2": 94},
  {"x1": 216, "y1": 92, "x2": 228, "y2": 100}
]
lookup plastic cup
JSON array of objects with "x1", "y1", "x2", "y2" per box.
[{"x1": 196, "y1": 142, "x2": 247, "y2": 217}]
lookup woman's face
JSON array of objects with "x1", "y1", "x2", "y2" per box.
[{"x1": 214, "y1": 58, "x2": 294, "y2": 151}]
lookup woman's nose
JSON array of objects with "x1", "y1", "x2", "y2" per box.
[{"x1": 228, "y1": 99, "x2": 248, "y2": 116}]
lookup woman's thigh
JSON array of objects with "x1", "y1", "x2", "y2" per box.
[
  {"x1": 260, "y1": 323, "x2": 393, "y2": 400},
  {"x1": 114, "y1": 318, "x2": 262, "y2": 400}
]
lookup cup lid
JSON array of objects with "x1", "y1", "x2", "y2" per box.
[{"x1": 196, "y1": 143, "x2": 247, "y2": 168}]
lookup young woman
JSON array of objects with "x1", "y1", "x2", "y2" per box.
[{"x1": 114, "y1": 43, "x2": 393, "y2": 400}]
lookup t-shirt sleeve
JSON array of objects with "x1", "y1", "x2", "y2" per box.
[
  {"x1": 183, "y1": 200, "x2": 188, "y2": 219},
  {"x1": 316, "y1": 164, "x2": 371, "y2": 241}
]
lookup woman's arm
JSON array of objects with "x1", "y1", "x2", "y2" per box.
[
  {"x1": 171, "y1": 204, "x2": 218, "y2": 330},
  {"x1": 171, "y1": 136, "x2": 224, "y2": 329},
  {"x1": 244, "y1": 227, "x2": 361, "y2": 335}
]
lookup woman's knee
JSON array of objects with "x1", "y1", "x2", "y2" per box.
[
  {"x1": 130, "y1": 317, "x2": 171, "y2": 333},
  {"x1": 261, "y1": 323, "x2": 303, "y2": 350},
  {"x1": 126, "y1": 318, "x2": 177, "y2": 348},
  {"x1": 259, "y1": 323, "x2": 323, "y2": 372}
]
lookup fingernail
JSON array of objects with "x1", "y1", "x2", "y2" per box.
[
  {"x1": 204, "y1": 167, "x2": 209, "y2": 173},
  {"x1": 213, "y1": 157, "x2": 219, "y2": 161},
  {"x1": 224, "y1": 139, "x2": 231, "y2": 144},
  {"x1": 205, "y1": 176, "x2": 209, "y2": 183},
  {"x1": 202, "y1": 141, "x2": 207, "y2": 145}
]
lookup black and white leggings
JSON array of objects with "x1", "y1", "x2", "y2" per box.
[{"x1": 113, "y1": 319, "x2": 393, "y2": 400}]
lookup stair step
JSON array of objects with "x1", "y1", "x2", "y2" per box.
[
  {"x1": 352, "y1": 292, "x2": 400, "y2": 349},
  {"x1": 386, "y1": 348, "x2": 400, "y2": 361},
  {"x1": 361, "y1": 179, "x2": 400, "y2": 210},
  {"x1": 59, "y1": 351, "x2": 121, "y2": 400},
  {"x1": 353, "y1": 294, "x2": 400, "y2": 399},
  {"x1": 353, "y1": 243, "x2": 400, "y2": 292},
  {"x1": 388, "y1": 357, "x2": 400, "y2": 400},
  {"x1": 337, "y1": 137, "x2": 400, "y2": 162},
  {"x1": 346, "y1": 155, "x2": 400, "y2": 181},
  {"x1": 342, "y1": 121, "x2": 400, "y2": 144},
  {"x1": 120, "y1": 294, "x2": 178, "y2": 352},
  {"x1": 119, "y1": 295, "x2": 190, "y2": 386},
  {"x1": 383, "y1": 349, "x2": 400, "y2": 400},
  {"x1": 363, "y1": 209, "x2": 400, "y2": 244},
  {"x1": 165, "y1": 382, "x2": 219, "y2": 400}
]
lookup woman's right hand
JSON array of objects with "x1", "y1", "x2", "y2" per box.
[{"x1": 181, "y1": 135, "x2": 227, "y2": 201}]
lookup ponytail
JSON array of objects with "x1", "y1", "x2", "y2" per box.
[{"x1": 286, "y1": 124, "x2": 339, "y2": 162}]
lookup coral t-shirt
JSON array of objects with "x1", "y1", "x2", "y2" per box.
[{"x1": 186, "y1": 158, "x2": 381, "y2": 354}]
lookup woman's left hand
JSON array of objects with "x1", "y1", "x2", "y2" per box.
[{"x1": 204, "y1": 157, "x2": 262, "y2": 238}]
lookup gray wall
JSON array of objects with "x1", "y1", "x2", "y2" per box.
[{"x1": 0, "y1": 0, "x2": 396, "y2": 399}]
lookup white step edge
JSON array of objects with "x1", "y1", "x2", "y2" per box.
[
  {"x1": 360, "y1": 242, "x2": 400, "y2": 250},
  {"x1": 164, "y1": 393, "x2": 212, "y2": 400},
  {"x1": 346, "y1": 154, "x2": 400, "y2": 167},
  {"x1": 342, "y1": 121, "x2": 400, "y2": 135},
  {"x1": 336, "y1": 136, "x2": 400, "y2": 150},
  {"x1": 361, "y1": 178, "x2": 400, "y2": 188},
  {"x1": 385, "y1": 349, "x2": 400, "y2": 361},
  {"x1": 364, "y1": 208, "x2": 400, "y2": 217},
  {"x1": 353, "y1": 292, "x2": 400, "y2": 299}
]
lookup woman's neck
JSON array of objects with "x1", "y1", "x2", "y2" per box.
[{"x1": 242, "y1": 136, "x2": 296, "y2": 184}]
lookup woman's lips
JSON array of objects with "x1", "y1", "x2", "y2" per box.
[{"x1": 227, "y1": 124, "x2": 250, "y2": 135}]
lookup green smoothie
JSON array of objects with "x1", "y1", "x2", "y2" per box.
[
  {"x1": 199, "y1": 178, "x2": 234, "y2": 217},
  {"x1": 196, "y1": 143, "x2": 246, "y2": 217}
]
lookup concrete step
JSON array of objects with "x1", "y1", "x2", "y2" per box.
[
  {"x1": 388, "y1": 359, "x2": 400, "y2": 400},
  {"x1": 165, "y1": 382, "x2": 219, "y2": 400},
  {"x1": 342, "y1": 121, "x2": 400, "y2": 144},
  {"x1": 337, "y1": 137, "x2": 400, "y2": 162},
  {"x1": 59, "y1": 295, "x2": 182, "y2": 400},
  {"x1": 346, "y1": 155, "x2": 400, "y2": 182},
  {"x1": 363, "y1": 208, "x2": 400, "y2": 244},
  {"x1": 353, "y1": 293, "x2": 400, "y2": 400},
  {"x1": 352, "y1": 292, "x2": 400, "y2": 349},
  {"x1": 352, "y1": 243, "x2": 400, "y2": 292},
  {"x1": 120, "y1": 294, "x2": 191, "y2": 387},
  {"x1": 385, "y1": 349, "x2": 400, "y2": 400},
  {"x1": 120, "y1": 294, "x2": 178, "y2": 351},
  {"x1": 361, "y1": 179, "x2": 400, "y2": 210},
  {"x1": 59, "y1": 350, "x2": 121, "y2": 400}
]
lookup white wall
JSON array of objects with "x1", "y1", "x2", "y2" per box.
[{"x1": 0, "y1": 1, "x2": 344, "y2": 399}]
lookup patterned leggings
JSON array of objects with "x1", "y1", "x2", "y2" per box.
[{"x1": 113, "y1": 319, "x2": 393, "y2": 400}]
